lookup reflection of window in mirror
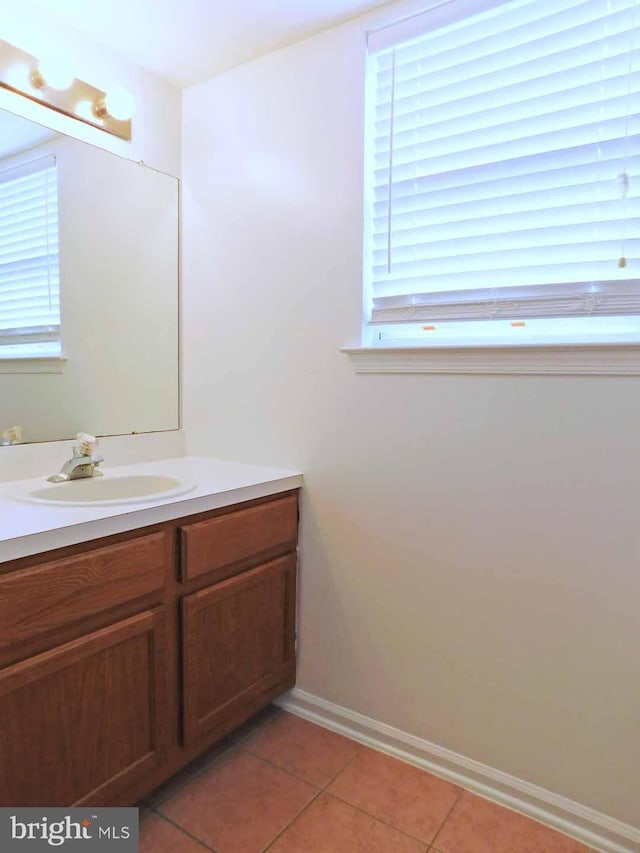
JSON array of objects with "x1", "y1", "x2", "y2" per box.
[
  {"x1": 0, "y1": 156, "x2": 61, "y2": 360},
  {"x1": 0, "y1": 105, "x2": 179, "y2": 444}
]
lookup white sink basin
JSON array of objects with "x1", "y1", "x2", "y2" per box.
[{"x1": 16, "y1": 474, "x2": 196, "y2": 507}]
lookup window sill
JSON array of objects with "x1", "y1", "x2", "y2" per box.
[
  {"x1": 341, "y1": 344, "x2": 640, "y2": 375},
  {"x1": 0, "y1": 356, "x2": 67, "y2": 374}
]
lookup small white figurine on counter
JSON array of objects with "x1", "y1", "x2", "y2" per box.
[{"x1": 1, "y1": 425, "x2": 23, "y2": 445}]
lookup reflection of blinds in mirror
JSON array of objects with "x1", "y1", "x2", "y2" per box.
[{"x1": 0, "y1": 155, "x2": 61, "y2": 357}]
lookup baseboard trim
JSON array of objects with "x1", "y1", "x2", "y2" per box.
[{"x1": 276, "y1": 688, "x2": 640, "y2": 853}]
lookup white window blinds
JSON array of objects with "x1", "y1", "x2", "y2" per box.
[
  {"x1": 364, "y1": 0, "x2": 640, "y2": 346},
  {"x1": 0, "y1": 155, "x2": 61, "y2": 357}
]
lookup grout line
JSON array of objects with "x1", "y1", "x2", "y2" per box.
[
  {"x1": 323, "y1": 789, "x2": 430, "y2": 846},
  {"x1": 429, "y1": 788, "x2": 465, "y2": 850},
  {"x1": 148, "y1": 712, "x2": 461, "y2": 853},
  {"x1": 320, "y1": 742, "x2": 445, "y2": 846},
  {"x1": 238, "y1": 748, "x2": 324, "y2": 790},
  {"x1": 244, "y1": 724, "x2": 434, "y2": 848},
  {"x1": 148, "y1": 708, "x2": 600, "y2": 853},
  {"x1": 281, "y1": 696, "x2": 623, "y2": 851},
  {"x1": 252, "y1": 720, "x2": 363, "y2": 852},
  {"x1": 142, "y1": 743, "x2": 236, "y2": 808},
  {"x1": 321, "y1": 744, "x2": 362, "y2": 790},
  {"x1": 321, "y1": 746, "x2": 429, "y2": 845},
  {"x1": 318, "y1": 735, "x2": 465, "y2": 849},
  {"x1": 261, "y1": 789, "x2": 324, "y2": 853},
  {"x1": 147, "y1": 710, "x2": 319, "y2": 853},
  {"x1": 241, "y1": 717, "x2": 362, "y2": 791},
  {"x1": 148, "y1": 715, "x2": 452, "y2": 853},
  {"x1": 144, "y1": 707, "x2": 281, "y2": 808},
  {"x1": 145, "y1": 809, "x2": 219, "y2": 852}
]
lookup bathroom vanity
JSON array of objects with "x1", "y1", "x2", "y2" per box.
[{"x1": 0, "y1": 457, "x2": 301, "y2": 807}]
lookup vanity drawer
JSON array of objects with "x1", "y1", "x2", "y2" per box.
[
  {"x1": 0, "y1": 532, "x2": 168, "y2": 652},
  {"x1": 181, "y1": 493, "x2": 298, "y2": 582}
]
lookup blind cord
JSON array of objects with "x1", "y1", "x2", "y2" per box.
[{"x1": 617, "y1": 0, "x2": 639, "y2": 269}]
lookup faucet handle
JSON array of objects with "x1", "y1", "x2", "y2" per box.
[{"x1": 75, "y1": 432, "x2": 99, "y2": 456}]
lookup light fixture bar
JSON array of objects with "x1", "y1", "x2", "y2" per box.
[{"x1": 0, "y1": 38, "x2": 132, "y2": 141}]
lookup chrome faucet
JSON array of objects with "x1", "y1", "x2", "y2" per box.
[{"x1": 47, "y1": 432, "x2": 104, "y2": 483}]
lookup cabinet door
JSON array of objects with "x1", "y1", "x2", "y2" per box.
[
  {"x1": 0, "y1": 609, "x2": 169, "y2": 807},
  {"x1": 182, "y1": 555, "x2": 296, "y2": 746}
]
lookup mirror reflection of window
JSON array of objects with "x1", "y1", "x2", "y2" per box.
[
  {"x1": 0, "y1": 156, "x2": 61, "y2": 359},
  {"x1": 0, "y1": 105, "x2": 179, "y2": 445}
]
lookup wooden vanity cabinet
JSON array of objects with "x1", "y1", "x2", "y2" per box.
[
  {"x1": 0, "y1": 609, "x2": 169, "y2": 807},
  {"x1": 0, "y1": 489, "x2": 298, "y2": 808},
  {"x1": 182, "y1": 553, "x2": 297, "y2": 746}
]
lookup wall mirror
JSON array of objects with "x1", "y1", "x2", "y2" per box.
[{"x1": 0, "y1": 107, "x2": 179, "y2": 445}]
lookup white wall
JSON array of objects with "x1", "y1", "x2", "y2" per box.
[
  {"x1": 182, "y1": 6, "x2": 640, "y2": 830},
  {"x1": 0, "y1": 1, "x2": 184, "y2": 478}
]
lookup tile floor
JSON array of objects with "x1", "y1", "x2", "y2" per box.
[{"x1": 140, "y1": 707, "x2": 597, "y2": 853}]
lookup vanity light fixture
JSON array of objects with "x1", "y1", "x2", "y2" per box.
[
  {"x1": 30, "y1": 57, "x2": 75, "y2": 91},
  {"x1": 0, "y1": 38, "x2": 133, "y2": 141},
  {"x1": 94, "y1": 87, "x2": 136, "y2": 122}
]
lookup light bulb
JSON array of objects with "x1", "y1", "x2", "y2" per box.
[
  {"x1": 75, "y1": 100, "x2": 97, "y2": 122},
  {"x1": 37, "y1": 59, "x2": 75, "y2": 90},
  {"x1": 5, "y1": 62, "x2": 31, "y2": 90},
  {"x1": 104, "y1": 87, "x2": 135, "y2": 120}
]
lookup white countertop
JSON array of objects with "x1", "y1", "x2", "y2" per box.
[{"x1": 0, "y1": 456, "x2": 303, "y2": 563}]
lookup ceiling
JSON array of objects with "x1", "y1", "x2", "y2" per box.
[{"x1": 28, "y1": 0, "x2": 393, "y2": 88}]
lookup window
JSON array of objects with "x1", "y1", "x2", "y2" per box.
[
  {"x1": 363, "y1": 0, "x2": 640, "y2": 350},
  {"x1": 0, "y1": 155, "x2": 61, "y2": 360}
]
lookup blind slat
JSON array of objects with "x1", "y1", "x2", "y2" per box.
[
  {"x1": 370, "y1": 281, "x2": 640, "y2": 323},
  {"x1": 372, "y1": 261, "x2": 638, "y2": 297}
]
